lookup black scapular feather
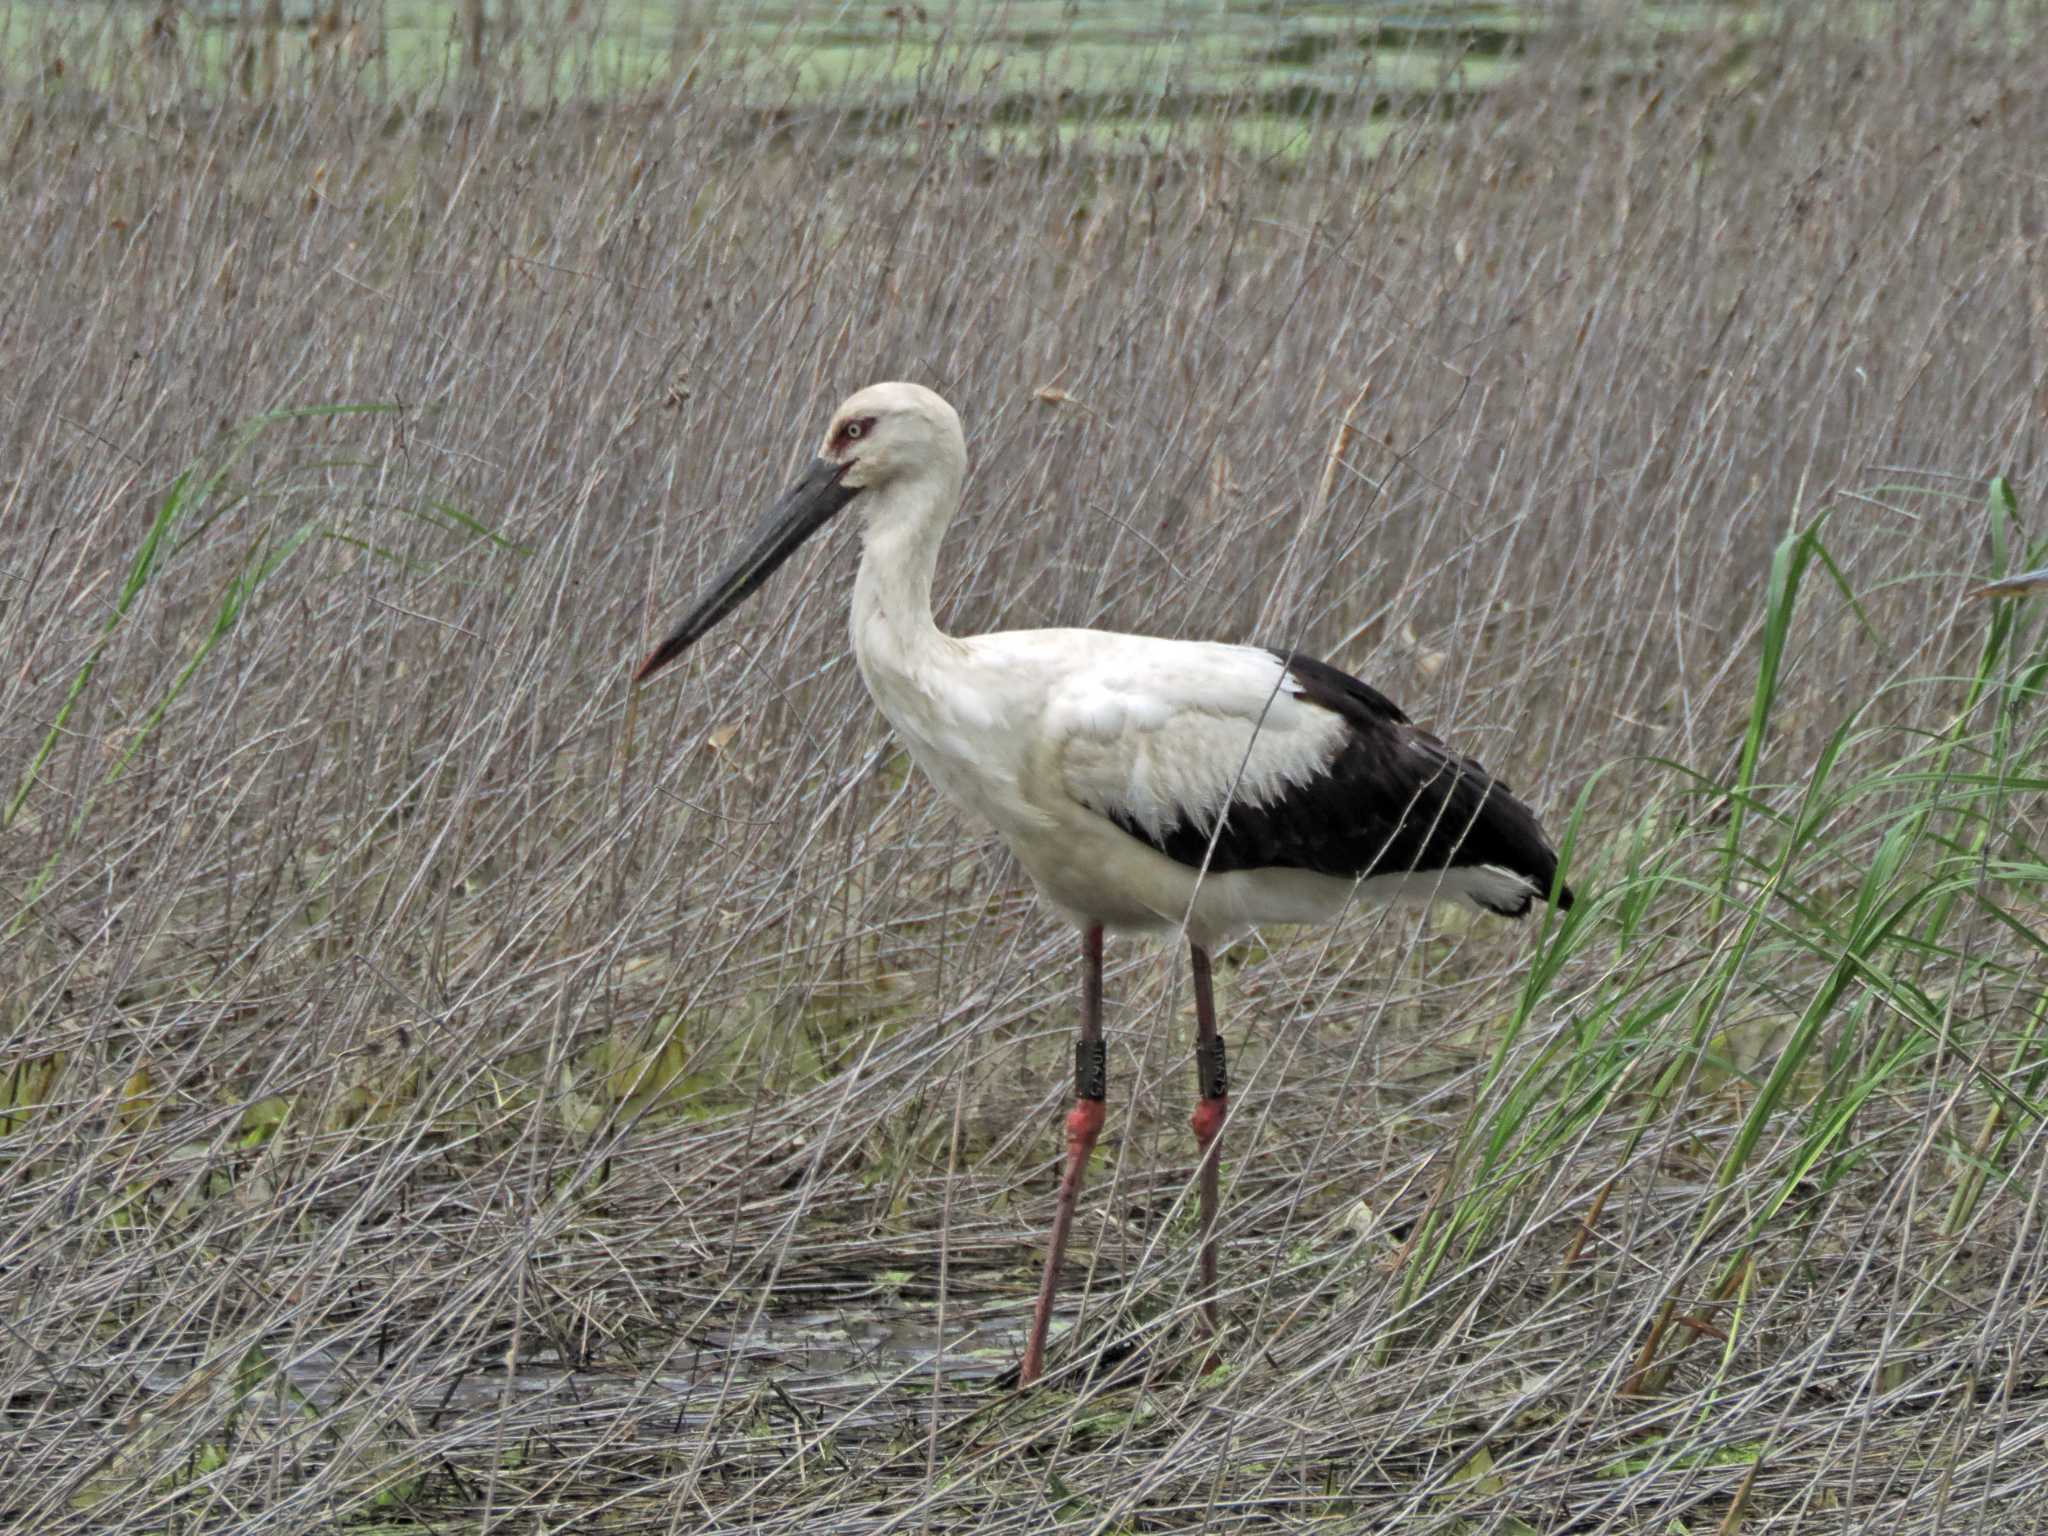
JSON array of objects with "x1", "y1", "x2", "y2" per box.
[{"x1": 1105, "y1": 650, "x2": 1573, "y2": 917}]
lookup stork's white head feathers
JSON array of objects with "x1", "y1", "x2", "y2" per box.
[{"x1": 820, "y1": 381, "x2": 966, "y2": 502}]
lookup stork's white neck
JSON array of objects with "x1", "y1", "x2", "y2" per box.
[{"x1": 850, "y1": 468, "x2": 961, "y2": 681}]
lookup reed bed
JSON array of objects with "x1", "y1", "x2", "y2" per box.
[{"x1": 3, "y1": 3, "x2": 2046, "y2": 1530}]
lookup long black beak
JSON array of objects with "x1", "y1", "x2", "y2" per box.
[{"x1": 634, "y1": 457, "x2": 859, "y2": 684}]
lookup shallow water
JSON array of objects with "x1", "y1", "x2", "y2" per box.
[{"x1": 33, "y1": 2, "x2": 1563, "y2": 116}]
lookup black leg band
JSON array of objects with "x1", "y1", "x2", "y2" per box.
[
  {"x1": 1197, "y1": 1037, "x2": 1228, "y2": 1101},
  {"x1": 1075, "y1": 1039, "x2": 1108, "y2": 1102}
]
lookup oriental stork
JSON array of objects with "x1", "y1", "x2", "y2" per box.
[{"x1": 634, "y1": 382, "x2": 1574, "y2": 1386}]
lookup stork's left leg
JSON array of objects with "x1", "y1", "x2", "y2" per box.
[{"x1": 1189, "y1": 943, "x2": 1228, "y2": 1342}]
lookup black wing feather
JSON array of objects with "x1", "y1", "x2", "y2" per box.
[{"x1": 1104, "y1": 649, "x2": 1573, "y2": 916}]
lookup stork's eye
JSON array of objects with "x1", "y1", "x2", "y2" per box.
[{"x1": 844, "y1": 422, "x2": 864, "y2": 440}]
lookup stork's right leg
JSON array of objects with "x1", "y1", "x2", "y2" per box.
[{"x1": 1019, "y1": 922, "x2": 1106, "y2": 1387}]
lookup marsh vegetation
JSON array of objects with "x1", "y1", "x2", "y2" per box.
[{"x1": 4, "y1": 2, "x2": 2047, "y2": 1530}]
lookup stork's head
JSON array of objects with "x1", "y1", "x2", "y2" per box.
[
  {"x1": 817, "y1": 381, "x2": 966, "y2": 500},
  {"x1": 633, "y1": 382, "x2": 967, "y2": 684}
]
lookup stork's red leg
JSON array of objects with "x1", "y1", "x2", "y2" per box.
[
  {"x1": 1189, "y1": 943, "x2": 1228, "y2": 1344},
  {"x1": 1019, "y1": 923, "x2": 1106, "y2": 1387}
]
